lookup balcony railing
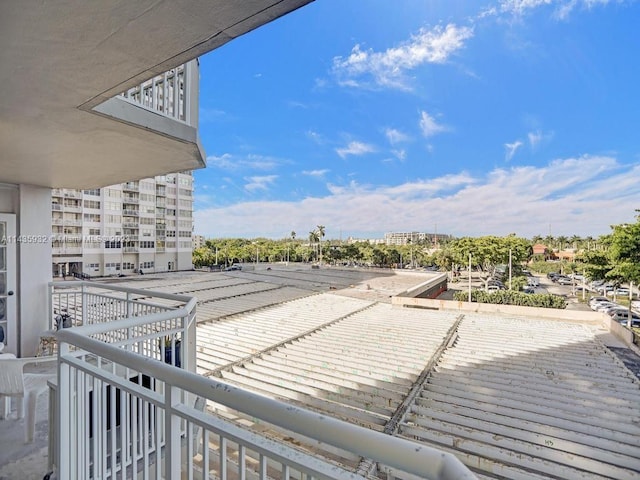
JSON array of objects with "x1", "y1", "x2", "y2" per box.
[
  {"x1": 119, "y1": 62, "x2": 192, "y2": 124},
  {"x1": 52, "y1": 246, "x2": 83, "y2": 255},
  {"x1": 49, "y1": 282, "x2": 474, "y2": 480}
]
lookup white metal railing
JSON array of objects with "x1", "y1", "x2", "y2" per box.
[
  {"x1": 50, "y1": 285, "x2": 475, "y2": 480},
  {"x1": 119, "y1": 61, "x2": 194, "y2": 124},
  {"x1": 48, "y1": 281, "x2": 191, "y2": 332}
]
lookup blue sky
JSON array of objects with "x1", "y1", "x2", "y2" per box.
[{"x1": 193, "y1": 0, "x2": 640, "y2": 240}]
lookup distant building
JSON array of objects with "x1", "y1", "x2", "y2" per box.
[
  {"x1": 384, "y1": 231, "x2": 451, "y2": 246},
  {"x1": 52, "y1": 172, "x2": 194, "y2": 278},
  {"x1": 345, "y1": 237, "x2": 386, "y2": 245},
  {"x1": 532, "y1": 243, "x2": 548, "y2": 255},
  {"x1": 193, "y1": 234, "x2": 206, "y2": 249}
]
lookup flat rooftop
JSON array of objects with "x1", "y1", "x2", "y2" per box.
[{"x1": 2, "y1": 265, "x2": 639, "y2": 479}]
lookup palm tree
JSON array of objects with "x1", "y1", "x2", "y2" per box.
[
  {"x1": 288, "y1": 231, "x2": 296, "y2": 263},
  {"x1": 557, "y1": 235, "x2": 568, "y2": 251},
  {"x1": 316, "y1": 225, "x2": 325, "y2": 265},
  {"x1": 584, "y1": 235, "x2": 594, "y2": 251},
  {"x1": 569, "y1": 235, "x2": 581, "y2": 250},
  {"x1": 308, "y1": 230, "x2": 319, "y2": 261}
]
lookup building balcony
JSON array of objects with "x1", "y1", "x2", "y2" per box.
[
  {"x1": 123, "y1": 247, "x2": 139, "y2": 253},
  {"x1": 122, "y1": 209, "x2": 139, "y2": 216},
  {"x1": 62, "y1": 204, "x2": 82, "y2": 213},
  {"x1": 123, "y1": 197, "x2": 139, "y2": 204},
  {"x1": 123, "y1": 221, "x2": 139, "y2": 228},
  {"x1": 62, "y1": 190, "x2": 82, "y2": 199},
  {"x1": 122, "y1": 183, "x2": 139, "y2": 192},
  {"x1": 52, "y1": 246, "x2": 83, "y2": 255},
  {"x1": 62, "y1": 219, "x2": 82, "y2": 226}
]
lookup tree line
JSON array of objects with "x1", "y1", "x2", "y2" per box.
[{"x1": 193, "y1": 211, "x2": 640, "y2": 287}]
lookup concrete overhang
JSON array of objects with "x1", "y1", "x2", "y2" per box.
[{"x1": 0, "y1": 0, "x2": 313, "y2": 189}]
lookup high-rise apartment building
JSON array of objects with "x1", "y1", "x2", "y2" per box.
[
  {"x1": 52, "y1": 172, "x2": 194, "y2": 278},
  {"x1": 384, "y1": 231, "x2": 452, "y2": 246}
]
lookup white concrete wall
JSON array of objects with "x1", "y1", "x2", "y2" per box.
[
  {"x1": 0, "y1": 184, "x2": 52, "y2": 355},
  {"x1": 391, "y1": 296, "x2": 604, "y2": 324},
  {"x1": 18, "y1": 185, "x2": 52, "y2": 355},
  {"x1": 178, "y1": 251, "x2": 193, "y2": 270}
]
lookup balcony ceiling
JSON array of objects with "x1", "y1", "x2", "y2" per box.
[{"x1": 0, "y1": 0, "x2": 313, "y2": 189}]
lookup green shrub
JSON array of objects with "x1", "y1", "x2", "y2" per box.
[{"x1": 453, "y1": 289, "x2": 566, "y2": 309}]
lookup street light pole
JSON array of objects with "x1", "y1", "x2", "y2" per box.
[
  {"x1": 509, "y1": 249, "x2": 512, "y2": 291},
  {"x1": 468, "y1": 253, "x2": 472, "y2": 302}
]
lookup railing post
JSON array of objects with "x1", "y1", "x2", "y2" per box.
[
  {"x1": 47, "y1": 282, "x2": 53, "y2": 330},
  {"x1": 185, "y1": 60, "x2": 199, "y2": 127},
  {"x1": 126, "y1": 292, "x2": 133, "y2": 318},
  {"x1": 185, "y1": 307, "x2": 197, "y2": 374},
  {"x1": 57, "y1": 341, "x2": 71, "y2": 479},
  {"x1": 165, "y1": 384, "x2": 182, "y2": 479},
  {"x1": 81, "y1": 282, "x2": 87, "y2": 326}
]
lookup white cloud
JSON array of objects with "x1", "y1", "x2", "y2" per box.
[
  {"x1": 302, "y1": 169, "x2": 329, "y2": 178},
  {"x1": 391, "y1": 149, "x2": 407, "y2": 161},
  {"x1": 336, "y1": 141, "x2": 377, "y2": 159},
  {"x1": 206, "y1": 153, "x2": 286, "y2": 171},
  {"x1": 527, "y1": 130, "x2": 553, "y2": 149},
  {"x1": 505, "y1": 140, "x2": 523, "y2": 161},
  {"x1": 306, "y1": 130, "x2": 324, "y2": 144},
  {"x1": 528, "y1": 131, "x2": 543, "y2": 147},
  {"x1": 498, "y1": 0, "x2": 628, "y2": 19},
  {"x1": 244, "y1": 175, "x2": 277, "y2": 192},
  {"x1": 385, "y1": 128, "x2": 410, "y2": 144},
  {"x1": 499, "y1": 0, "x2": 553, "y2": 16},
  {"x1": 199, "y1": 107, "x2": 226, "y2": 123},
  {"x1": 332, "y1": 24, "x2": 474, "y2": 90},
  {"x1": 194, "y1": 156, "x2": 640, "y2": 239},
  {"x1": 419, "y1": 111, "x2": 448, "y2": 138}
]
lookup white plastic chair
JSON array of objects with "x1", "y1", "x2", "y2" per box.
[{"x1": 0, "y1": 355, "x2": 57, "y2": 443}]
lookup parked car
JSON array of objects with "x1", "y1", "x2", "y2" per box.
[
  {"x1": 596, "y1": 284, "x2": 615, "y2": 294},
  {"x1": 589, "y1": 295, "x2": 609, "y2": 307},
  {"x1": 486, "y1": 285, "x2": 501, "y2": 293},
  {"x1": 595, "y1": 302, "x2": 620, "y2": 313},
  {"x1": 225, "y1": 265, "x2": 241, "y2": 271},
  {"x1": 613, "y1": 287, "x2": 631, "y2": 296},
  {"x1": 608, "y1": 307, "x2": 640, "y2": 318},
  {"x1": 590, "y1": 299, "x2": 615, "y2": 311},
  {"x1": 611, "y1": 311, "x2": 640, "y2": 325},
  {"x1": 522, "y1": 286, "x2": 535, "y2": 294},
  {"x1": 527, "y1": 278, "x2": 540, "y2": 287},
  {"x1": 556, "y1": 276, "x2": 574, "y2": 286}
]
